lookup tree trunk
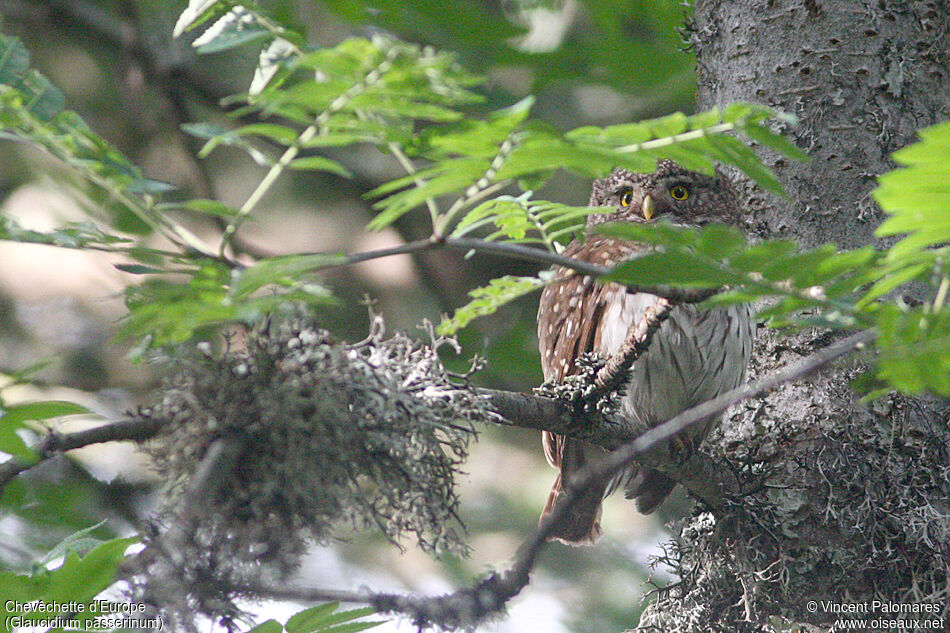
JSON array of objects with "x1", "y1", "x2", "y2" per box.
[{"x1": 638, "y1": 2, "x2": 950, "y2": 631}]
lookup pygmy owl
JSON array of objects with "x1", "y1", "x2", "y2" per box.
[{"x1": 536, "y1": 160, "x2": 753, "y2": 545}]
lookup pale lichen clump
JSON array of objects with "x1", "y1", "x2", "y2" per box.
[{"x1": 127, "y1": 319, "x2": 488, "y2": 630}]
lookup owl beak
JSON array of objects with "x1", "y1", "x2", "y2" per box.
[{"x1": 641, "y1": 195, "x2": 655, "y2": 220}]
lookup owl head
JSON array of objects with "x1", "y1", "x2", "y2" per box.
[{"x1": 587, "y1": 160, "x2": 739, "y2": 228}]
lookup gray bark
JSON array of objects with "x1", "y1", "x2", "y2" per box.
[
  {"x1": 697, "y1": 0, "x2": 949, "y2": 250},
  {"x1": 637, "y1": 2, "x2": 950, "y2": 631}
]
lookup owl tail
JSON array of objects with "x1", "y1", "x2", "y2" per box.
[{"x1": 540, "y1": 439, "x2": 609, "y2": 545}]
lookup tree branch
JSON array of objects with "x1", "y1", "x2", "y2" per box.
[{"x1": 0, "y1": 416, "x2": 164, "y2": 491}]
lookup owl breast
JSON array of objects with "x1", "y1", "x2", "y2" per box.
[{"x1": 600, "y1": 290, "x2": 753, "y2": 432}]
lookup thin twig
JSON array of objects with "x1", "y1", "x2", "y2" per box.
[
  {"x1": 591, "y1": 297, "x2": 674, "y2": 399},
  {"x1": 333, "y1": 235, "x2": 717, "y2": 303}
]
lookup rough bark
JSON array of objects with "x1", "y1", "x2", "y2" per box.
[
  {"x1": 697, "y1": 0, "x2": 950, "y2": 250},
  {"x1": 636, "y1": 2, "x2": 950, "y2": 632}
]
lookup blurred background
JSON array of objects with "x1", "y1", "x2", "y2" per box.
[{"x1": 0, "y1": 1, "x2": 702, "y2": 631}]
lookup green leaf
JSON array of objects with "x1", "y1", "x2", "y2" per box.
[
  {"x1": 596, "y1": 220, "x2": 699, "y2": 248},
  {"x1": 248, "y1": 620, "x2": 284, "y2": 633},
  {"x1": 193, "y1": 6, "x2": 271, "y2": 55},
  {"x1": 306, "y1": 607, "x2": 379, "y2": 632},
  {"x1": 453, "y1": 196, "x2": 534, "y2": 241},
  {"x1": 287, "y1": 155, "x2": 352, "y2": 177},
  {"x1": 182, "y1": 198, "x2": 240, "y2": 218},
  {"x1": 1, "y1": 536, "x2": 139, "y2": 632},
  {"x1": 174, "y1": 0, "x2": 232, "y2": 37},
  {"x1": 706, "y1": 133, "x2": 786, "y2": 196},
  {"x1": 233, "y1": 254, "x2": 344, "y2": 298},
  {"x1": 126, "y1": 177, "x2": 176, "y2": 194},
  {"x1": 119, "y1": 256, "x2": 337, "y2": 349},
  {"x1": 758, "y1": 244, "x2": 838, "y2": 284},
  {"x1": 727, "y1": 240, "x2": 800, "y2": 272},
  {"x1": 438, "y1": 275, "x2": 547, "y2": 335},
  {"x1": 19, "y1": 70, "x2": 65, "y2": 120},
  {"x1": 115, "y1": 263, "x2": 164, "y2": 274},
  {"x1": 251, "y1": 38, "x2": 296, "y2": 95},
  {"x1": 0, "y1": 400, "x2": 90, "y2": 461},
  {"x1": 369, "y1": 157, "x2": 490, "y2": 230},
  {"x1": 45, "y1": 537, "x2": 138, "y2": 606},
  {"x1": 743, "y1": 121, "x2": 810, "y2": 162},
  {"x1": 285, "y1": 603, "x2": 340, "y2": 633},
  {"x1": 322, "y1": 621, "x2": 384, "y2": 633},
  {"x1": 197, "y1": 28, "x2": 270, "y2": 54},
  {"x1": 182, "y1": 122, "x2": 275, "y2": 165},
  {"x1": 2, "y1": 400, "x2": 90, "y2": 424},
  {"x1": 0, "y1": 33, "x2": 30, "y2": 85},
  {"x1": 875, "y1": 306, "x2": 950, "y2": 395},
  {"x1": 284, "y1": 605, "x2": 381, "y2": 633},
  {"x1": 234, "y1": 123, "x2": 301, "y2": 145},
  {"x1": 860, "y1": 264, "x2": 931, "y2": 309},
  {"x1": 696, "y1": 224, "x2": 748, "y2": 260},
  {"x1": 37, "y1": 520, "x2": 109, "y2": 567},
  {"x1": 0, "y1": 419, "x2": 33, "y2": 461},
  {"x1": 180, "y1": 121, "x2": 230, "y2": 140},
  {"x1": 874, "y1": 122, "x2": 950, "y2": 261},
  {"x1": 606, "y1": 251, "x2": 744, "y2": 288},
  {"x1": 0, "y1": 35, "x2": 66, "y2": 121}
]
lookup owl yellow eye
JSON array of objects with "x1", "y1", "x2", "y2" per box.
[
  {"x1": 619, "y1": 189, "x2": 633, "y2": 207},
  {"x1": 670, "y1": 185, "x2": 690, "y2": 200}
]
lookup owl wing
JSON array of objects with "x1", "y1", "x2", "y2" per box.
[{"x1": 536, "y1": 236, "x2": 641, "y2": 467}]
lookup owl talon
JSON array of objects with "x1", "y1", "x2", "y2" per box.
[{"x1": 669, "y1": 433, "x2": 693, "y2": 464}]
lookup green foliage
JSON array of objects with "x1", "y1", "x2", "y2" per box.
[
  {"x1": 599, "y1": 221, "x2": 875, "y2": 327},
  {"x1": 0, "y1": 33, "x2": 219, "y2": 263},
  {"x1": 0, "y1": 34, "x2": 64, "y2": 122},
  {"x1": 1, "y1": 0, "x2": 934, "y2": 391},
  {"x1": 452, "y1": 195, "x2": 596, "y2": 247},
  {"x1": 0, "y1": 535, "x2": 137, "y2": 633},
  {"x1": 0, "y1": 0, "x2": 792, "y2": 353},
  {"x1": 284, "y1": 604, "x2": 382, "y2": 633},
  {"x1": 595, "y1": 121, "x2": 950, "y2": 395},
  {"x1": 441, "y1": 120, "x2": 950, "y2": 397},
  {"x1": 320, "y1": 0, "x2": 694, "y2": 99},
  {"x1": 866, "y1": 122, "x2": 950, "y2": 394},
  {"x1": 874, "y1": 121, "x2": 950, "y2": 259},
  {"x1": 370, "y1": 101, "x2": 796, "y2": 236},
  {"x1": 438, "y1": 275, "x2": 548, "y2": 335},
  {"x1": 0, "y1": 400, "x2": 90, "y2": 461},
  {"x1": 119, "y1": 259, "x2": 335, "y2": 347}
]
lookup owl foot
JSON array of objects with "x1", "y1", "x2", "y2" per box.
[{"x1": 669, "y1": 432, "x2": 694, "y2": 464}]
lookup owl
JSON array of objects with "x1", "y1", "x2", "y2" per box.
[{"x1": 537, "y1": 160, "x2": 753, "y2": 545}]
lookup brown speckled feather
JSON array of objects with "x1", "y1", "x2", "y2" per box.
[{"x1": 537, "y1": 237, "x2": 641, "y2": 465}]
